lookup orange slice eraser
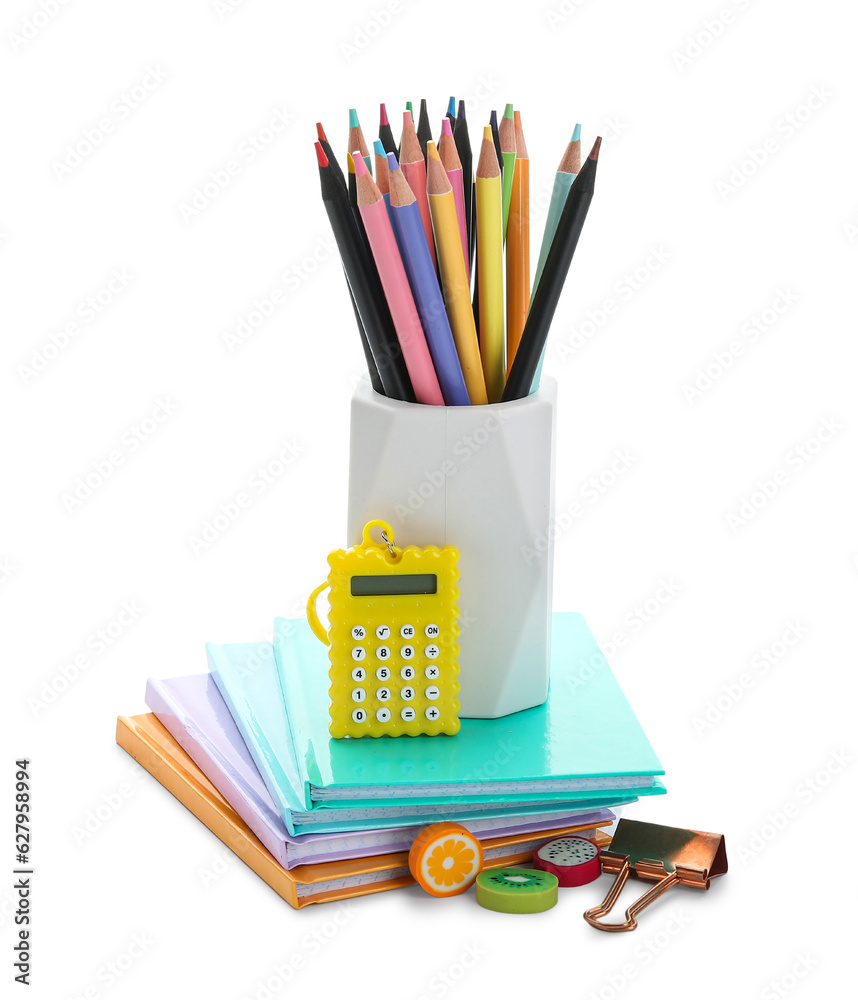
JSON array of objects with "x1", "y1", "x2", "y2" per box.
[{"x1": 408, "y1": 822, "x2": 484, "y2": 897}]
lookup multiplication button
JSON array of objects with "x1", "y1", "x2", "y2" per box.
[{"x1": 424, "y1": 664, "x2": 440, "y2": 680}]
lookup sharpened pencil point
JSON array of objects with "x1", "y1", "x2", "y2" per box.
[
  {"x1": 571, "y1": 123, "x2": 581, "y2": 142},
  {"x1": 316, "y1": 122, "x2": 328, "y2": 144},
  {"x1": 441, "y1": 118, "x2": 453, "y2": 137},
  {"x1": 351, "y1": 150, "x2": 368, "y2": 177},
  {"x1": 503, "y1": 103, "x2": 514, "y2": 120},
  {"x1": 379, "y1": 103, "x2": 389, "y2": 127},
  {"x1": 346, "y1": 151, "x2": 355, "y2": 174},
  {"x1": 447, "y1": 96, "x2": 456, "y2": 117},
  {"x1": 386, "y1": 151, "x2": 400, "y2": 171},
  {"x1": 457, "y1": 100, "x2": 466, "y2": 121},
  {"x1": 374, "y1": 139, "x2": 385, "y2": 156},
  {"x1": 403, "y1": 110, "x2": 413, "y2": 128},
  {"x1": 490, "y1": 109, "x2": 498, "y2": 129},
  {"x1": 426, "y1": 141, "x2": 440, "y2": 161},
  {"x1": 482, "y1": 125, "x2": 493, "y2": 141},
  {"x1": 349, "y1": 109, "x2": 360, "y2": 128},
  {"x1": 589, "y1": 136, "x2": 602, "y2": 160},
  {"x1": 314, "y1": 141, "x2": 328, "y2": 168}
]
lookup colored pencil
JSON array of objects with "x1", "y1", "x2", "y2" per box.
[
  {"x1": 378, "y1": 103, "x2": 397, "y2": 156},
  {"x1": 439, "y1": 118, "x2": 469, "y2": 284},
  {"x1": 399, "y1": 112, "x2": 436, "y2": 268},
  {"x1": 352, "y1": 152, "x2": 444, "y2": 406},
  {"x1": 453, "y1": 100, "x2": 474, "y2": 270},
  {"x1": 499, "y1": 104, "x2": 516, "y2": 239},
  {"x1": 315, "y1": 142, "x2": 413, "y2": 401},
  {"x1": 348, "y1": 109, "x2": 372, "y2": 175},
  {"x1": 530, "y1": 124, "x2": 581, "y2": 391},
  {"x1": 489, "y1": 109, "x2": 503, "y2": 173},
  {"x1": 426, "y1": 144, "x2": 487, "y2": 404},
  {"x1": 388, "y1": 152, "x2": 470, "y2": 406},
  {"x1": 446, "y1": 96, "x2": 456, "y2": 123},
  {"x1": 502, "y1": 137, "x2": 601, "y2": 402},
  {"x1": 475, "y1": 126, "x2": 505, "y2": 402},
  {"x1": 416, "y1": 99, "x2": 432, "y2": 160},
  {"x1": 506, "y1": 110, "x2": 530, "y2": 369},
  {"x1": 373, "y1": 139, "x2": 391, "y2": 204}
]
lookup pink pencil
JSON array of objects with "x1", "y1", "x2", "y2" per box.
[
  {"x1": 399, "y1": 112, "x2": 436, "y2": 268},
  {"x1": 438, "y1": 118, "x2": 469, "y2": 283},
  {"x1": 352, "y1": 152, "x2": 444, "y2": 405}
]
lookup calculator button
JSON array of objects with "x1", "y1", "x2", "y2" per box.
[
  {"x1": 376, "y1": 687, "x2": 391, "y2": 701},
  {"x1": 351, "y1": 688, "x2": 366, "y2": 702},
  {"x1": 424, "y1": 664, "x2": 440, "y2": 680},
  {"x1": 351, "y1": 626, "x2": 367, "y2": 640},
  {"x1": 400, "y1": 644, "x2": 415, "y2": 660},
  {"x1": 352, "y1": 708, "x2": 367, "y2": 723},
  {"x1": 376, "y1": 645, "x2": 391, "y2": 660},
  {"x1": 376, "y1": 707, "x2": 391, "y2": 723},
  {"x1": 424, "y1": 706, "x2": 441, "y2": 721},
  {"x1": 351, "y1": 666, "x2": 367, "y2": 681},
  {"x1": 424, "y1": 623, "x2": 440, "y2": 638},
  {"x1": 424, "y1": 685, "x2": 440, "y2": 700},
  {"x1": 351, "y1": 646, "x2": 366, "y2": 661},
  {"x1": 401, "y1": 707, "x2": 416, "y2": 722},
  {"x1": 375, "y1": 625, "x2": 391, "y2": 639},
  {"x1": 400, "y1": 665, "x2": 416, "y2": 680},
  {"x1": 424, "y1": 644, "x2": 440, "y2": 659},
  {"x1": 375, "y1": 666, "x2": 391, "y2": 681},
  {"x1": 400, "y1": 624, "x2": 416, "y2": 639},
  {"x1": 400, "y1": 686, "x2": 415, "y2": 701}
]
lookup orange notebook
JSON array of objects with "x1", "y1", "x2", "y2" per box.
[{"x1": 117, "y1": 713, "x2": 611, "y2": 909}]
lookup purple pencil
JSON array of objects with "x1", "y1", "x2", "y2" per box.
[{"x1": 387, "y1": 151, "x2": 470, "y2": 405}]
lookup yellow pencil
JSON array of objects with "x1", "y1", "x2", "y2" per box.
[
  {"x1": 426, "y1": 142, "x2": 487, "y2": 404},
  {"x1": 476, "y1": 126, "x2": 505, "y2": 402}
]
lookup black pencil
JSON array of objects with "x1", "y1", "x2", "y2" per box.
[
  {"x1": 316, "y1": 142, "x2": 414, "y2": 401},
  {"x1": 453, "y1": 100, "x2": 474, "y2": 273},
  {"x1": 378, "y1": 103, "x2": 397, "y2": 156},
  {"x1": 489, "y1": 109, "x2": 504, "y2": 175},
  {"x1": 502, "y1": 137, "x2": 602, "y2": 401},
  {"x1": 416, "y1": 99, "x2": 432, "y2": 160}
]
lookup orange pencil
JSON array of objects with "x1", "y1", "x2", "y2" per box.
[{"x1": 506, "y1": 110, "x2": 530, "y2": 369}]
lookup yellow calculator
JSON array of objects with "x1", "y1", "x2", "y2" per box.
[{"x1": 307, "y1": 519, "x2": 461, "y2": 738}]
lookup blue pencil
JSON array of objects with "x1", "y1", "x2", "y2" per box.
[{"x1": 387, "y1": 151, "x2": 470, "y2": 405}]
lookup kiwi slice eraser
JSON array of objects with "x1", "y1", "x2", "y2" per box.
[
  {"x1": 475, "y1": 868, "x2": 558, "y2": 913},
  {"x1": 532, "y1": 835, "x2": 601, "y2": 887}
]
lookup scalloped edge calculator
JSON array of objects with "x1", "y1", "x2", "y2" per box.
[{"x1": 307, "y1": 519, "x2": 461, "y2": 739}]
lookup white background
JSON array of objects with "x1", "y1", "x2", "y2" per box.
[{"x1": 2, "y1": 0, "x2": 856, "y2": 997}]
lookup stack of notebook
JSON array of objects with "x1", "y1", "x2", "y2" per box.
[{"x1": 117, "y1": 612, "x2": 665, "y2": 908}]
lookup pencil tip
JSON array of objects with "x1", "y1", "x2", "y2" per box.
[
  {"x1": 571, "y1": 123, "x2": 581, "y2": 142},
  {"x1": 482, "y1": 125, "x2": 493, "y2": 141},
  {"x1": 489, "y1": 109, "x2": 498, "y2": 128},
  {"x1": 503, "y1": 103, "x2": 514, "y2": 120},
  {"x1": 379, "y1": 103, "x2": 389, "y2": 127},
  {"x1": 346, "y1": 151, "x2": 355, "y2": 174},
  {"x1": 419, "y1": 98, "x2": 428, "y2": 113},
  {"x1": 406, "y1": 101, "x2": 413, "y2": 115},
  {"x1": 447, "y1": 96, "x2": 456, "y2": 116},
  {"x1": 589, "y1": 136, "x2": 602, "y2": 160},
  {"x1": 426, "y1": 140, "x2": 440, "y2": 161},
  {"x1": 457, "y1": 99, "x2": 466, "y2": 120},
  {"x1": 513, "y1": 109, "x2": 522, "y2": 126},
  {"x1": 349, "y1": 109, "x2": 359, "y2": 128},
  {"x1": 314, "y1": 141, "x2": 328, "y2": 168},
  {"x1": 373, "y1": 139, "x2": 385, "y2": 156},
  {"x1": 441, "y1": 118, "x2": 453, "y2": 136},
  {"x1": 386, "y1": 151, "x2": 400, "y2": 171},
  {"x1": 351, "y1": 150, "x2": 367, "y2": 177},
  {"x1": 403, "y1": 110, "x2": 413, "y2": 128}
]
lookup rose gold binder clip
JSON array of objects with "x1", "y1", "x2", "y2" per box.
[{"x1": 583, "y1": 819, "x2": 728, "y2": 932}]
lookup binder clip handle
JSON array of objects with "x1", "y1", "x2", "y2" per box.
[{"x1": 583, "y1": 859, "x2": 680, "y2": 933}]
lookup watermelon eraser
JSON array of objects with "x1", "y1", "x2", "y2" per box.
[{"x1": 532, "y1": 836, "x2": 601, "y2": 887}]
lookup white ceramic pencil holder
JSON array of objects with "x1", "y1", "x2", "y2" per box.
[{"x1": 347, "y1": 377, "x2": 557, "y2": 719}]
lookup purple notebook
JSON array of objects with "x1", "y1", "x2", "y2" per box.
[{"x1": 146, "y1": 675, "x2": 615, "y2": 869}]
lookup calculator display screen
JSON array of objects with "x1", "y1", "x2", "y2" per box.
[{"x1": 350, "y1": 574, "x2": 438, "y2": 597}]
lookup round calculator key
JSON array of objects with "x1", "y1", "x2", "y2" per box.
[
  {"x1": 400, "y1": 644, "x2": 415, "y2": 660},
  {"x1": 400, "y1": 707, "x2": 416, "y2": 722},
  {"x1": 400, "y1": 665, "x2": 416, "y2": 680},
  {"x1": 351, "y1": 708, "x2": 367, "y2": 723},
  {"x1": 424, "y1": 665, "x2": 440, "y2": 680},
  {"x1": 376, "y1": 687, "x2": 391, "y2": 701},
  {"x1": 351, "y1": 626, "x2": 367, "y2": 640},
  {"x1": 424, "y1": 644, "x2": 440, "y2": 659},
  {"x1": 375, "y1": 625, "x2": 391, "y2": 639},
  {"x1": 351, "y1": 666, "x2": 367, "y2": 682},
  {"x1": 375, "y1": 645, "x2": 390, "y2": 660},
  {"x1": 424, "y1": 706, "x2": 441, "y2": 721},
  {"x1": 400, "y1": 686, "x2": 415, "y2": 701},
  {"x1": 351, "y1": 688, "x2": 366, "y2": 703},
  {"x1": 351, "y1": 646, "x2": 366, "y2": 661},
  {"x1": 375, "y1": 666, "x2": 391, "y2": 681},
  {"x1": 376, "y1": 707, "x2": 391, "y2": 723},
  {"x1": 424, "y1": 623, "x2": 440, "y2": 638},
  {"x1": 424, "y1": 685, "x2": 441, "y2": 700},
  {"x1": 400, "y1": 624, "x2": 416, "y2": 639}
]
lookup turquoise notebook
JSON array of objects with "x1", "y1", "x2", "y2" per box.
[
  {"x1": 268, "y1": 611, "x2": 665, "y2": 810},
  {"x1": 207, "y1": 630, "x2": 645, "y2": 835}
]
